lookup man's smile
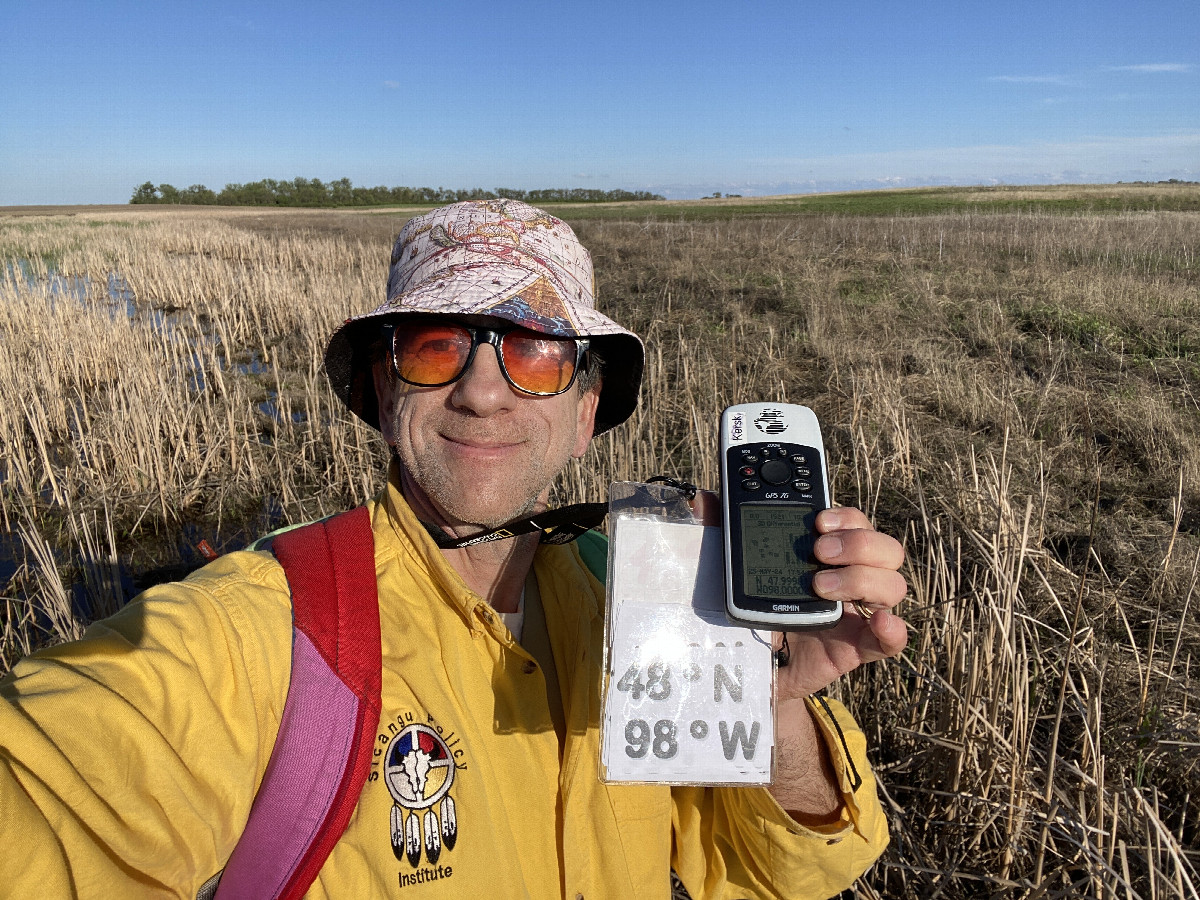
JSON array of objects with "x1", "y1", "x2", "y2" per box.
[{"x1": 437, "y1": 432, "x2": 527, "y2": 456}]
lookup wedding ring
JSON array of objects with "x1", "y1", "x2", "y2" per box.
[{"x1": 853, "y1": 600, "x2": 875, "y2": 621}]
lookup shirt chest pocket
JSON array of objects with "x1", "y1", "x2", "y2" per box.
[{"x1": 607, "y1": 782, "x2": 672, "y2": 823}]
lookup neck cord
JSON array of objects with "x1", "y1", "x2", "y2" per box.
[{"x1": 420, "y1": 502, "x2": 608, "y2": 549}]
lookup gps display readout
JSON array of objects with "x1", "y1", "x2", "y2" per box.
[{"x1": 738, "y1": 503, "x2": 818, "y2": 599}]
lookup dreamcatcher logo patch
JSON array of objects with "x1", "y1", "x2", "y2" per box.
[{"x1": 378, "y1": 716, "x2": 466, "y2": 888}]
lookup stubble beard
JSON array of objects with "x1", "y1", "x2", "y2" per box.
[{"x1": 393, "y1": 435, "x2": 560, "y2": 533}]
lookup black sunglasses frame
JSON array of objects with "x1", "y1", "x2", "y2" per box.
[{"x1": 384, "y1": 321, "x2": 590, "y2": 397}]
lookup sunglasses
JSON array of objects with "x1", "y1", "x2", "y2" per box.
[{"x1": 385, "y1": 320, "x2": 590, "y2": 396}]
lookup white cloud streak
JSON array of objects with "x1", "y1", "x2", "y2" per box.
[
  {"x1": 1106, "y1": 63, "x2": 1195, "y2": 73},
  {"x1": 989, "y1": 64, "x2": 1193, "y2": 88},
  {"x1": 749, "y1": 133, "x2": 1200, "y2": 184}
]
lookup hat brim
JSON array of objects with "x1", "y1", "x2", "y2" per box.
[{"x1": 324, "y1": 309, "x2": 643, "y2": 437}]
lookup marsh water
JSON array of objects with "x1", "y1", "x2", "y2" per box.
[{"x1": 3, "y1": 264, "x2": 298, "y2": 622}]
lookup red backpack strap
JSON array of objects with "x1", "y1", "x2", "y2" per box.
[{"x1": 214, "y1": 507, "x2": 381, "y2": 900}]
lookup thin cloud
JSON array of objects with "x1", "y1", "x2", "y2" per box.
[
  {"x1": 751, "y1": 132, "x2": 1200, "y2": 184},
  {"x1": 383, "y1": 80, "x2": 400, "y2": 89},
  {"x1": 1107, "y1": 63, "x2": 1194, "y2": 73}
]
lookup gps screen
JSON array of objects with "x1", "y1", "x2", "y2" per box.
[{"x1": 739, "y1": 503, "x2": 818, "y2": 599}]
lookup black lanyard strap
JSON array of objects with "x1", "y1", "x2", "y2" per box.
[
  {"x1": 422, "y1": 502, "x2": 609, "y2": 550},
  {"x1": 419, "y1": 476, "x2": 694, "y2": 550}
]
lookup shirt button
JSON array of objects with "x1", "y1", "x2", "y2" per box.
[
  {"x1": 523, "y1": 660, "x2": 537, "y2": 675},
  {"x1": 478, "y1": 608, "x2": 494, "y2": 624}
]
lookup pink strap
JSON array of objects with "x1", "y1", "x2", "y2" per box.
[
  {"x1": 215, "y1": 508, "x2": 381, "y2": 900},
  {"x1": 215, "y1": 633, "x2": 360, "y2": 898}
]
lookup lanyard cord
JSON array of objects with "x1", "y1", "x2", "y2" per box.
[
  {"x1": 420, "y1": 502, "x2": 609, "y2": 549},
  {"x1": 417, "y1": 475, "x2": 695, "y2": 550}
]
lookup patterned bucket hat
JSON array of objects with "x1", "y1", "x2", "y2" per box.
[{"x1": 325, "y1": 199, "x2": 645, "y2": 435}]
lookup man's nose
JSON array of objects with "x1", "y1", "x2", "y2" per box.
[{"x1": 450, "y1": 343, "x2": 513, "y2": 415}]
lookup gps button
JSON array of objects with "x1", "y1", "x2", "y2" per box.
[{"x1": 760, "y1": 459, "x2": 792, "y2": 485}]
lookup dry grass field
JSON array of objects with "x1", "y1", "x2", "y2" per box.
[{"x1": 2, "y1": 186, "x2": 1198, "y2": 898}]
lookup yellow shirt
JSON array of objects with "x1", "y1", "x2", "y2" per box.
[{"x1": 0, "y1": 477, "x2": 887, "y2": 899}]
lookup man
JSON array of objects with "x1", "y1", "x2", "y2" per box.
[{"x1": 1, "y1": 200, "x2": 908, "y2": 899}]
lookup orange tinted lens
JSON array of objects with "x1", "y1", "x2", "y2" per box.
[
  {"x1": 500, "y1": 330, "x2": 577, "y2": 394},
  {"x1": 393, "y1": 323, "x2": 473, "y2": 385}
]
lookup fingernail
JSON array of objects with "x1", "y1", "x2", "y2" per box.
[
  {"x1": 813, "y1": 570, "x2": 841, "y2": 593},
  {"x1": 818, "y1": 535, "x2": 843, "y2": 559}
]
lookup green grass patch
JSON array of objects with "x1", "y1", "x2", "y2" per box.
[
  {"x1": 1012, "y1": 302, "x2": 1200, "y2": 361},
  {"x1": 556, "y1": 184, "x2": 1200, "y2": 222}
]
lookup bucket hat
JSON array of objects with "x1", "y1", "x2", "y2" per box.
[{"x1": 325, "y1": 199, "x2": 644, "y2": 435}]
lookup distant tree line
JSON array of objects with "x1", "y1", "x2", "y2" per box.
[{"x1": 129, "y1": 178, "x2": 664, "y2": 206}]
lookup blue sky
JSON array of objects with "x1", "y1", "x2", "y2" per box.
[{"x1": 2, "y1": 0, "x2": 1197, "y2": 205}]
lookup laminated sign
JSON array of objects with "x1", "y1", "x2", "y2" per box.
[{"x1": 601, "y1": 497, "x2": 775, "y2": 785}]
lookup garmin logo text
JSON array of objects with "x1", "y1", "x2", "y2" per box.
[
  {"x1": 731, "y1": 413, "x2": 744, "y2": 441},
  {"x1": 772, "y1": 603, "x2": 802, "y2": 612}
]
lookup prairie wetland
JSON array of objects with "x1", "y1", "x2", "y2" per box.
[{"x1": 2, "y1": 184, "x2": 1198, "y2": 898}]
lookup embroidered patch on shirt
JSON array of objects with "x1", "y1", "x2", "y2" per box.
[{"x1": 374, "y1": 711, "x2": 468, "y2": 888}]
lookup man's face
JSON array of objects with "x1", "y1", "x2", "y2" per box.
[{"x1": 373, "y1": 319, "x2": 600, "y2": 531}]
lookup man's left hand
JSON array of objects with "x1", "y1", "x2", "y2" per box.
[
  {"x1": 688, "y1": 493, "x2": 908, "y2": 819},
  {"x1": 773, "y1": 506, "x2": 908, "y2": 702},
  {"x1": 689, "y1": 493, "x2": 908, "y2": 696}
]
